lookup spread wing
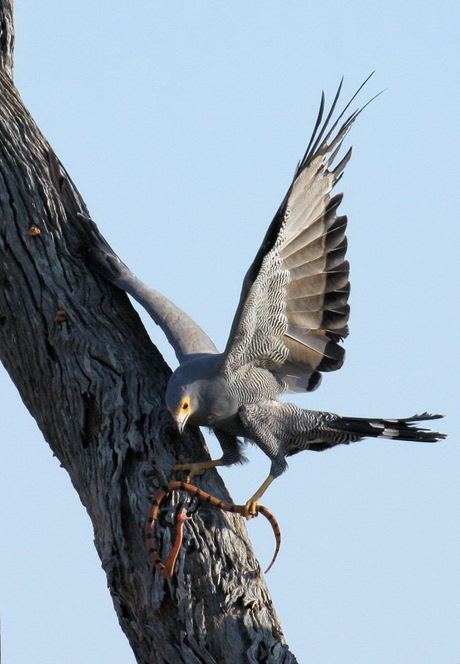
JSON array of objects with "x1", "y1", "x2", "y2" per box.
[
  {"x1": 221, "y1": 77, "x2": 374, "y2": 392},
  {"x1": 47, "y1": 148, "x2": 219, "y2": 364},
  {"x1": 76, "y1": 213, "x2": 218, "y2": 363}
]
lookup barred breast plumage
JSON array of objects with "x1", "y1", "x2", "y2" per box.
[{"x1": 80, "y1": 75, "x2": 445, "y2": 517}]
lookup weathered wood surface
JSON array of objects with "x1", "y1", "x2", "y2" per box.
[{"x1": 0, "y1": 2, "x2": 298, "y2": 662}]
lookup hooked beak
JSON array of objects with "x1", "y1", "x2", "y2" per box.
[
  {"x1": 172, "y1": 410, "x2": 190, "y2": 434},
  {"x1": 168, "y1": 396, "x2": 193, "y2": 434}
]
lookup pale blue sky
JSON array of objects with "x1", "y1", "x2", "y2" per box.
[{"x1": 1, "y1": 2, "x2": 459, "y2": 662}]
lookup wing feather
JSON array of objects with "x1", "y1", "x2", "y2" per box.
[
  {"x1": 221, "y1": 77, "x2": 375, "y2": 391},
  {"x1": 76, "y1": 214, "x2": 218, "y2": 363}
]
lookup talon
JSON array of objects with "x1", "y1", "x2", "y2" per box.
[
  {"x1": 243, "y1": 500, "x2": 260, "y2": 520},
  {"x1": 173, "y1": 461, "x2": 206, "y2": 483},
  {"x1": 173, "y1": 457, "x2": 226, "y2": 482},
  {"x1": 244, "y1": 475, "x2": 276, "y2": 519}
]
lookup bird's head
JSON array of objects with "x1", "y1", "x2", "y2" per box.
[
  {"x1": 165, "y1": 354, "x2": 236, "y2": 433},
  {"x1": 165, "y1": 359, "x2": 208, "y2": 433},
  {"x1": 167, "y1": 392, "x2": 194, "y2": 433}
]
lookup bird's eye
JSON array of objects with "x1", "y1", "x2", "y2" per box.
[{"x1": 182, "y1": 402, "x2": 189, "y2": 410}]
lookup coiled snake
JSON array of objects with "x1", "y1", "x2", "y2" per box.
[{"x1": 146, "y1": 481, "x2": 281, "y2": 578}]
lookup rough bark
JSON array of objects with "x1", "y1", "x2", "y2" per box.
[{"x1": 0, "y1": 3, "x2": 298, "y2": 663}]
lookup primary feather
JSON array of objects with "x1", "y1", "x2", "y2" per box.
[{"x1": 78, "y1": 76, "x2": 445, "y2": 514}]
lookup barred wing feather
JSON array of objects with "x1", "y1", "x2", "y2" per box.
[{"x1": 222, "y1": 79, "x2": 373, "y2": 392}]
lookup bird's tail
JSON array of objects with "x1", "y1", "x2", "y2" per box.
[{"x1": 328, "y1": 412, "x2": 446, "y2": 443}]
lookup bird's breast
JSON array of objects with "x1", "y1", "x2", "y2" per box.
[{"x1": 192, "y1": 366, "x2": 282, "y2": 428}]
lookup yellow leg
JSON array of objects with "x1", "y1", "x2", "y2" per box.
[
  {"x1": 174, "y1": 458, "x2": 225, "y2": 483},
  {"x1": 244, "y1": 475, "x2": 275, "y2": 520}
]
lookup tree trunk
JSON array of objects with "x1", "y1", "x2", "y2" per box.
[{"x1": 0, "y1": 3, "x2": 297, "y2": 662}]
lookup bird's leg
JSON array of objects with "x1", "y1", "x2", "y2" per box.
[
  {"x1": 174, "y1": 431, "x2": 243, "y2": 482},
  {"x1": 174, "y1": 458, "x2": 226, "y2": 483},
  {"x1": 244, "y1": 475, "x2": 275, "y2": 520}
]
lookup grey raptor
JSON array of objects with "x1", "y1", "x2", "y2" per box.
[{"x1": 80, "y1": 78, "x2": 445, "y2": 517}]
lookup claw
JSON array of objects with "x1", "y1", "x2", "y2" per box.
[
  {"x1": 244, "y1": 474, "x2": 276, "y2": 520},
  {"x1": 173, "y1": 457, "x2": 225, "y2": 483},
  {"x1": 173, "y1": 461, "x2": 207, "y2": 483},
  {"x1": 243, "y1": 499, "x2": 260, "y2": 520}
]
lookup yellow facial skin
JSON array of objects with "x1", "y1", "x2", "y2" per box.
[{"x1": 172, "y1": 396, "x2": 192, "y2": 433}]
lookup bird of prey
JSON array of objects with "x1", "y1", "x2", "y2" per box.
[{"x1": 81, "y1": 77, "x2": 445, "y2": 517}]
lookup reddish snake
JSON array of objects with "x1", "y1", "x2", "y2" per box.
[{"x1": 146, "y1": 481, "x2": 281, "y2": 578}]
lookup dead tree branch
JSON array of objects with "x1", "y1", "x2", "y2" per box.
[{"x1": 0, "y1": 3, "x2": 297, "y2": 662}]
